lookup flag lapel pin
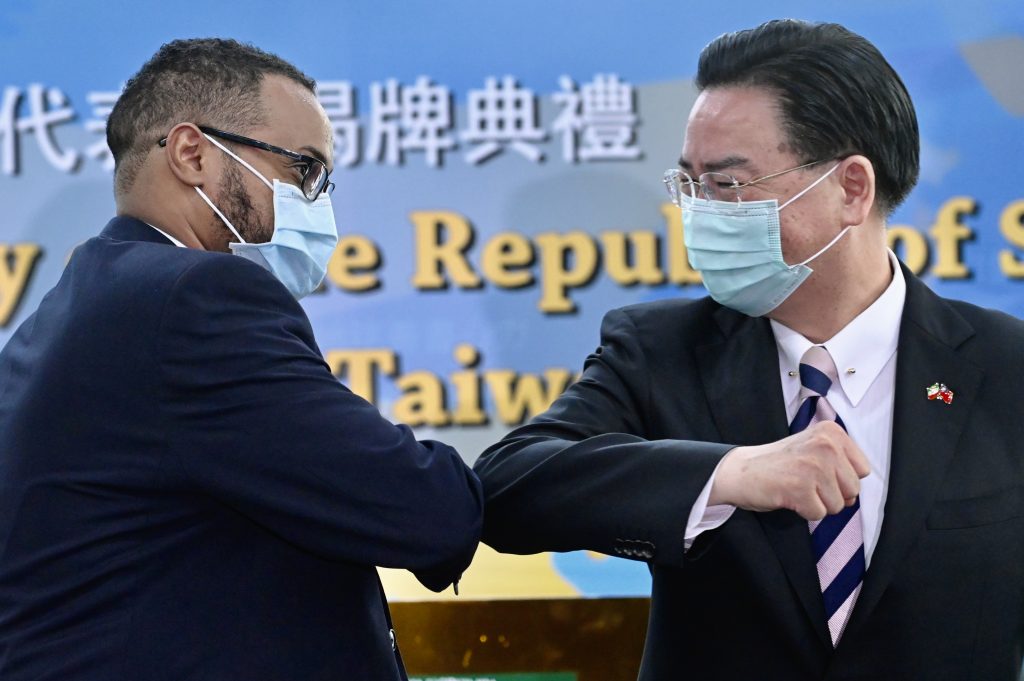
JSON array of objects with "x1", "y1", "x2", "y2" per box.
[{"x1": 926, "y1": 382, "x2": 954, "y2": 405}]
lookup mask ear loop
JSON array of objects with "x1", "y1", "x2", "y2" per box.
[
  {"x1": 779, "y1": 162, "x2": 841, "y2": 211},
  {"x1": 202, "y1": 133, "x2": 274, "y2": 190},
  {"x1": 193, "y1": 132, "x2": 276, "y2": 245},
  {"x1": 776, "y1": 161, "x2": 850, "y2": 267},
  {"x1": 796, "y1": 225, "x2": 852, "y2": 267},
  {"x1": 194, "y1": 186, "x2": 246, "y2": 244}
]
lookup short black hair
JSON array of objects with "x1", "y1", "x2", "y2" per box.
[
  {"x1": 696, "y1": 19, "x2": 919, "y2": 215},
  {"x1": 107, "y1": 38, "x2": 316, "y2": 196}
]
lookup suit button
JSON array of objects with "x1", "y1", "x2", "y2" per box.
[{"x1": 389, "y1": 628, "x2": 396, "y2": 651}]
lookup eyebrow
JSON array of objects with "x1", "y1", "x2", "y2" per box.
[
  {"x1": 300, "y1": 145, "x2": 331, "y2": 171},
  {"x1": 677, "y1": 155, "x2": 754, "y2": 173}
]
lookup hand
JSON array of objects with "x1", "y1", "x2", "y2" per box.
[{"x1": 709, "y1": 421, "x2": 871, "y2": 520}]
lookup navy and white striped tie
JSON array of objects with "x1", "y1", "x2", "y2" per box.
[{"x1": 788, "y1": 345, "x2": 864, "y2": 646}]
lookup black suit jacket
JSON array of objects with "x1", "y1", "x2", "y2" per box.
[
  {"x1": 0, "y1": 217, "x2": 483, "y2": 681},
  {"x1": 475, "y1": 262, "x2": 1024, "y2": 680}
]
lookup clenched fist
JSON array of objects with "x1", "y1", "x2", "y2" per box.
[{"x1": 709, "y1": 421, "x2": 870, "y2": 520}]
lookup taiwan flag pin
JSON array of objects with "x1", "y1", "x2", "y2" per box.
[{"x1": 926, "y1": 382, "x2": 954, "y2": 405}]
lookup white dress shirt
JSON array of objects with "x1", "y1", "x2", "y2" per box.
[{"x1": 684, "y1": 251, "x2": 906, "y2": 566}]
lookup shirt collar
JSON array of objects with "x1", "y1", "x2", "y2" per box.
[
  {"x1": 146, "y1": 223, "x2": 187, "y2": 248},
  {"x1": 771, "y1": 250, "x2": 906, "y2": 407}
]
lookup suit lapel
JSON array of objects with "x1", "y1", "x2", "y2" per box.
[
  {"x1": 695, "y1": 306, "x2": 832, "y2": 648},
  {"x1": 695, "y1": 306, "x2": 790, "y2": 447},
  {"x1": 842, "y1": 265, "x2": 983, "y2": 640}
]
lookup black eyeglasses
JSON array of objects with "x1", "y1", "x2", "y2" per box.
[{"x1": 159, "y1": 126, "x2": 334, "y2": 201}]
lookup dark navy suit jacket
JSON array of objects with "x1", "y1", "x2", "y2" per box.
[{"x1": 0, "y1": 216, "x2": 483, "y2": 681}]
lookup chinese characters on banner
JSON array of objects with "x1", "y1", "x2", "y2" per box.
[{"x1": 0, "y1": 74, "x2": 641, "y2": 176}]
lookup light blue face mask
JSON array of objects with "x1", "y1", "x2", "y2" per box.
[
  {"x1": 195, "y1": 134, "x2": 338, "y2": 300},
  {"x1": 681, "y1": 163, "x2": 848, "y2": 317}
]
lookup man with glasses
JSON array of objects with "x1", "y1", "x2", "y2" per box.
[
  {"x1": 476, "y1": 19, "x2": 1024, "y2": 680},
  {"x1": 0, "y1": 38, "x2": 482, "y2": 681}
]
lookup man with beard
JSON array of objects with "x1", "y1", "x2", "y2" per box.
[
  {"x1": 475, "y1": 19, "x2": 1024, "y2": 680},
  {"x1": 0, "y1": 39, "x2": 482, "y2": 681}
]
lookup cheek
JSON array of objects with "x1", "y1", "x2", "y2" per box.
[
  {"x1": 778, "y1": 199, "x2": 841, "y2": 263},
  {"x1": 245, "y1": 182, "x2": 273, "y2": 221},
  {"x1": 256, "y1": 195, "x2": 277, "y2": 239},
  {"x1": 259, "y1": 192, "x2": 276, "y2": 220},
  {"x1": 778, "y1": 209, "x2": 817, "y2": 263},
  {"x1": 778, "y1": 204, "x2": 827, "y2": 262},
  {"x1": 237, "y1": 179, "x2": 276, "y2": 242}
]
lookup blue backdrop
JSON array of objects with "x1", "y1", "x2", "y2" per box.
[{"x1": 1, "y1": 0, "x2": 1022, "y2": 598}]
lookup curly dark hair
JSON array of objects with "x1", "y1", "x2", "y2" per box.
[
  {"x1": 107, "y1": 38, "x2": 315, "y2": 196},
  {"x1": 696, "y1": 20, "x2": 920, "y2": 215}
]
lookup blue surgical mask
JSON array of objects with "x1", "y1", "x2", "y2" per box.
[
  {"x1": 195, "y1": 134, "x2": 338, "y2": 300},
  {"x1": 681, "y1": 163, "x2": 848, "y2": 317}
]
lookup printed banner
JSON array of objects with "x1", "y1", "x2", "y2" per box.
[{"x1": 1, "y1": 0, "x2": 1021, "y2": 599}]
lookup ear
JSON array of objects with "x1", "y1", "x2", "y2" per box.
[
  {"x1": 161, "y1": 123, "x2": 216, "y2": 188},
  {"x1": 836, "y1": 155, "x2": 875, "y2": 227}
]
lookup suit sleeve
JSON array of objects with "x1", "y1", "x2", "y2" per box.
[
  {"x1": 473, "y1": 306, "x2": 734, "y2": 567},
  {"x1": 156, "y1": 256, "x2": 482, "y2": 590}
]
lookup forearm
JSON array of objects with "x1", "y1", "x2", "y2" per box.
[{"x1": 475, "y1": 431, "x2": 732, "y2": 566}]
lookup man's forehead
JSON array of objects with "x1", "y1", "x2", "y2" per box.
[
  {"x1": 680, "y1": 86, "x2": 787, "y2": 173},
  {"x1": 259, "y1": 75, "x2": 334, "y2": 166}
]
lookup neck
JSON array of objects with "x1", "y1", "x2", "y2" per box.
[
  {"x1": 768, "y1": 242, "x2": 893, "y2": 344},
  {"x1": 116, "y1": 192, "x2": 208, "y2": 250}
]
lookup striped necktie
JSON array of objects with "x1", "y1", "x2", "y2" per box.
[{"x1": 788, "y1": 345, "x2": 864, "y2": 646}]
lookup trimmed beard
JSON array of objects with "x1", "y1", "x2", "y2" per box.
[{"x1": 216, "y1": 161, "x2": 274, "y2": 245}]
